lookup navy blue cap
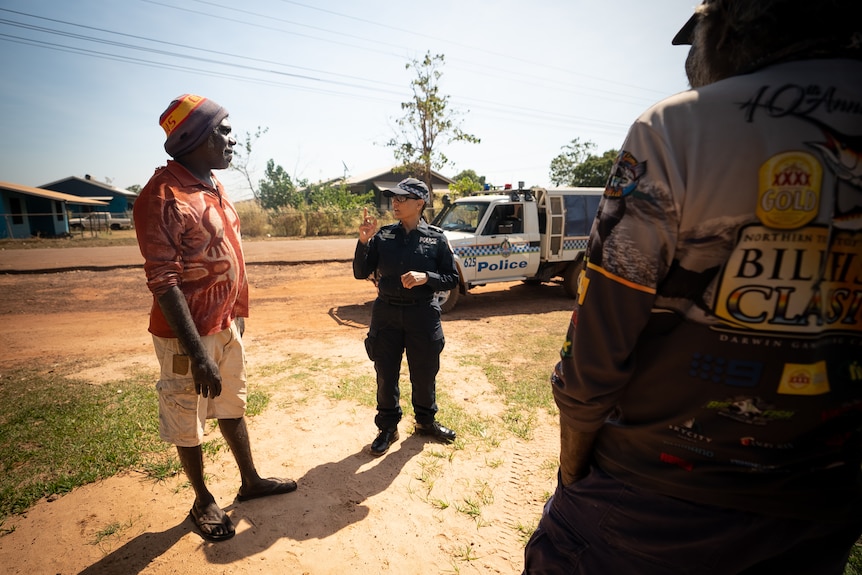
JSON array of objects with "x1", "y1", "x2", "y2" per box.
[{"x1": 384, "y1": 178, "x2": 430, "y2": 202}]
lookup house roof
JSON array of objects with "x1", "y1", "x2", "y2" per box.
[
  {"x1": 0, "y1": 181, "x2": 109, "y2": 206},
  {"x1": 344, "y1": 166, "x2": 454, "y2": 186},
  {"x1": 39, "y1": 175, "x2": 138, "y2": 198}
]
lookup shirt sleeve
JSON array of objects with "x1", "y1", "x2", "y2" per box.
[
  {"x1": 553, "y1": 120, "x2": 680, "y2": 431},
  {"x1": 353, "y1": 236, "x2": 378, "y2": 280},
  {"x1": 424, "y1": 234, "x2": 459, "y2": 291},
  {"x1": 133, "y1": 180, "x2": 185, "y2": 298}
]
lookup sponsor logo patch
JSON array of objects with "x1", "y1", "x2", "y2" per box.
[
  {"x1": 776, "y1": 361, "x2": 830, "y2": 395},
  {"x1": 757, "y1": 152, "x2": 822, "y2": 229}
]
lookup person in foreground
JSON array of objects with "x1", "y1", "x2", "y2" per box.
[
  {"x1": 353, "y1": 178, "x2": 460, "y2": 456},
  {"x1": 134, "y1": 94, "x2": 296, "y2": 542},
  {"x1": 523, "y1": 1, "x2": 862, "y2": 573}
]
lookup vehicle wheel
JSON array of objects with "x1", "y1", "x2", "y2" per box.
[
  {"x1": 70, "y1": 224, "x2": 83, "y2": 231},
  {"x1": 522, "y1": 278, "x2": 542, "y2": 286},
  {"x1": 110, "y1": 223, "x2": 121, "y2": 230},
  {"x1": 433, "y1": 287, "x2": 460, "y2": 313},
  {"x1": 562, "y1": 253, "x2": 585, "y2": 299}
]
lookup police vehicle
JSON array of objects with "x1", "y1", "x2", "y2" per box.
[{"x1": 431, "y1": 184, "x2": 603, "y2": 312}]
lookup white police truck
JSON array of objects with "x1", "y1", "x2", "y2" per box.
[{"x1": 431, "y1": 185, "x2": 603, "y2": 313}]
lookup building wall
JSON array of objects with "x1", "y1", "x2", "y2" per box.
[
  {"x1": 0, "y1": 191, "x2": 67, "y2": 238},
  {"x1": 41, "y1": 180, "x2": 135, "y2": 216}
]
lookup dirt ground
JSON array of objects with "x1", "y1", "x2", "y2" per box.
[{"x1": 0, "y1": 261, "x2": 575, "y2": 575}]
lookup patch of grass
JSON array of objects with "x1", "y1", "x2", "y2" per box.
[
  {"x1": 539, "y1": 458, "x2": 559, "y2": 479},
  {"x1": 246, "y1": 389, "x2": 270, "y2": 416},
  {"x1": 515, "y1": 518, "x2": 539, "y2": 545},
  {"x1": 458, "y1": 333, "x2": 559, "y2": 416},
  {"x1": 452, "y1": 542, "x2": 478, "y2": 562},
  {"x1": 0, "y1": 367, "x2": 165, "y2": 520},
  {"x1": 416, "y1": 457, "x2": 443, "y2": 491},
  {"x1": 201, "y1": 437, "x2": 227, "y2": 458},
  {"x1": 91, "y1": 521, "x2": 124, "y2": 543},
  {"x1": 0, "y1": 366, "x2": 275, "y2": 522},
  {"x1": 502, "y1": 407, "x2": 536, "y2": 440},
  {"x1": 0, "y1": 519, "x2": 16, "y2": 536},
  {"x1": 139, "y1": 453, "x2": 182, "y2": 482},
  {"x1": 0, "y1": 229, "x2": 141, "y2": 249},
  {"x1": 330, "y1": 374, "x2": 378, "y2": 407},
  {"x1": 453, "y1": 480, "x2": 494, "y2": 525}
]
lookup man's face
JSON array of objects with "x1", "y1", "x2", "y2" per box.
[
  {"x1": 205, "y1": 118, "x2": 236, "y2": 170},
  {"x1": 685, "y1": 42, "x2": 711, "y2": 88},
  {"x1": 683, "y1": 9, "x2": 736, "y2": 89}
]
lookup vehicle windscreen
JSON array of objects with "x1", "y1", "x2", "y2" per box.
[{"x1": 433, "y1": 202, "x2": 489, "y2": 233}]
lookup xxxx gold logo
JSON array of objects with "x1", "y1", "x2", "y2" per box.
[
  {"x1": 757, "y1": 152, "x2": 822, "y2": 229},
  {"x1": 777, "y1": 361, "x2": 830, "y2": 396}
]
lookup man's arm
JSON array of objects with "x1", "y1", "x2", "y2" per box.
[
  {"x1": 157, "y1": 286, "x2": 222, "y2": 398},
  {"x1": 559, "y1": 423, "x2": 598, "y2": 485}
]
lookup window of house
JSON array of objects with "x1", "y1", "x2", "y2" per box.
[{"x1": 10, "y1": 197, "x2": 23, "y2": 225}]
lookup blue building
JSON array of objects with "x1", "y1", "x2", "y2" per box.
[
  {"x1": 0, "y1": 181, "x2": 108, "y2": 239},
  {"x1": 39, "y1": 175, "x2": 137, "y2": 217}
]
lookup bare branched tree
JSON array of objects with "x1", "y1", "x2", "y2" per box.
[
  {"x1": 230, "y1": 126, "x2": 269, "y2": 201},
  {"x1": 386, "y1": 52, "x2": 480, "y2": 193}
]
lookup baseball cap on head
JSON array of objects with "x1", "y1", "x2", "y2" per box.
[
  {"x1": 159, "y1": 94, "x2": 229, "y2": 158},
  {"x1": 672, "y1": 0, "x2": 710, "y2": 45},
  {"x1": 384, "y1": 178, "x2": 430, "y2": 202}
]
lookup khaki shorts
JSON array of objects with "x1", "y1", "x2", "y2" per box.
[{"x1": 151, "y1": 321, "x2": 247, "y2": 447}]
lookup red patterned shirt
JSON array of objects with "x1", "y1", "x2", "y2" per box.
[{"x1": 134, "y1": 160, "x2": 248, "y2": 338}]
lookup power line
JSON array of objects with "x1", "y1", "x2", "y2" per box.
[
  {"x1": 0, "y1": 8, "x2": 636, "y2": 133},
  {"x1": 138, "y1": 0, "x2": 666, "y2": 106}
]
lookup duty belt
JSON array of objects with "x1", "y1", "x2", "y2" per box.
[{"x1": 382, "y1": 296, "x2": 432, "y2": 306}]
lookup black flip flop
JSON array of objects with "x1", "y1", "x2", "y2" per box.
[
  {"x1": 188, "y1": 506, "x2": 235, "y2": 542},
  {"x1": 236, "y1": 477, "x2": 298, "y2": 501}
]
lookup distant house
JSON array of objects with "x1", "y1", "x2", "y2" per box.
[
  {"x1": 39, "y1": 175, "x2": 137, "y2": 217},
  {"x1": 342, "y1": 167, "x2": 454, "y2": 212},
  {"x1": 0, "y1": 181, "x2": 108, "y2": 239}
]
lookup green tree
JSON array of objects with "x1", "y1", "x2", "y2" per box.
[
  {"x1": 549, "y1": 138, "x2": 617, "y2": 187},
  {"x1": 230, "y1": 126, "x2": 269, "y2": 201},
  {"x1": 258, "y1": 159, "x2": 299, "y2": 210},
  {"x1": 449, "y1": 169, "x2": 486, "y2": 198},
  {"x1": 453, "y1": 169, "x2": 486, "y2": 188},
  {"x1": 387, "y1": 52, "x2": 480, "y2": 192},
  {"x1": 126, "y1": 184, "x2": 141, "y2": 195},
  {"x1": 305, "y1": 182, "x2": 373, "y2": 209},
  {"x1": 572, "y1": 149, "x2": 618, "y2": 187}
]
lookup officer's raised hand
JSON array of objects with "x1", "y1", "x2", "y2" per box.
[{"x1": 359, "y1": 207, "x2": 378, "y2": 244}]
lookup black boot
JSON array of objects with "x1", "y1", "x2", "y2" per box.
[
  {"x1": 370, "y1": 428, "x2": 399, "y2": 456},
  {"x1": 414, "y1": 421, "x2": 456, "y2": 443}
]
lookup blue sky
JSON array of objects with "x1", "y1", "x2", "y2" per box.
[{"x1": 0, "y1": 0, "x2": 696, "y2": 201}]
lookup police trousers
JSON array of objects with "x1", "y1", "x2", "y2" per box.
[{"x1": 365, "y1": 298, "x2": 445, "y2": 430}]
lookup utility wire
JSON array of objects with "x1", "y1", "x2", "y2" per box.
[{"x1": 0, "y1": 9, "x2": 634, "y2": 132}]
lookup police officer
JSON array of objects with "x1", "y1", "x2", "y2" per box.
[{"x1": 353, "y1": 178, "x2": 460, "y2": 456}]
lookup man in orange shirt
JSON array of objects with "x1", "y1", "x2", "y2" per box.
[{"x1": 134, "y1": 94, "x2": 296, "y2": 542}]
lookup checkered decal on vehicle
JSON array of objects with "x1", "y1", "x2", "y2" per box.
[
  {"x1": 453, "y1": 238, "x2": 587, "y2": 259},
  {"x1": 564, "y1": 238, "x2": 589, "y2": 251},
  {"x1": 453, "y1": 243, "x2": 539, "y2": 258}
]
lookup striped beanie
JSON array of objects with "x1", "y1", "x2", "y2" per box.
[{"x1": 159, "y1": 94, "x2": 228, "y2": 158}]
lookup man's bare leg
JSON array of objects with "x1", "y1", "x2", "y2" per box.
[
  {"x1": 218, "y1": 417, "x2": 297, "y2": 500},
  {"x1": 177, "y1": 445, "x2": 234, "y2": 539}
]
